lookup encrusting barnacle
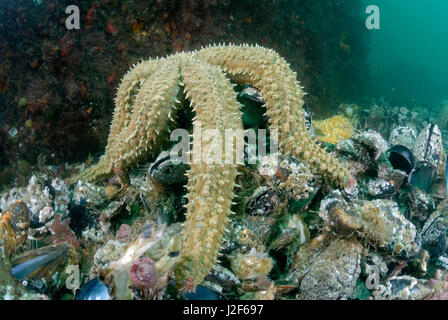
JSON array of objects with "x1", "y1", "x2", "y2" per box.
[{"x1": 74, "y1": 44, "x2": 355, "y2": 291}]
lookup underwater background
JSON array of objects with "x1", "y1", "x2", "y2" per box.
[
  {"x1": 366, "y1": 0, "x2": 448, "y2": 108},
  {"x1": 1, "y1": 0, "x2": 448, "y2": 301}
]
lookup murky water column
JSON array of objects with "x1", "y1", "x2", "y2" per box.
[{"x1": 366, "y1": 0, "x2": 448, "y2": 107}]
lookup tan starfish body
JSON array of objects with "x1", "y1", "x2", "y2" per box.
[{"x1": 75, "y1": 44, "x2": 354, "y2": 290}]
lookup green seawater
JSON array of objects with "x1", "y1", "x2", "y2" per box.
[{"x1": 366, "y1": 0, "x2": 448, "y2": 108}]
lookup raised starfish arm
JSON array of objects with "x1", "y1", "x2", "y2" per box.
[
  {"x1": 194, "y1": 44, "x2": 354, "y2": 188},
  {"x1": 74, "y1": 59, "x2": 165, "y2": 182},
  {"x1": 110, "y1": 59, "x2": 182, "y2": 170}
]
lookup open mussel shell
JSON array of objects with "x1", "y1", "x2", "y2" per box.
[
  {"x1": 408, "y1": 161, "x2": 434, "y2": 192},
  {"x1": 149, "y1": 152, "x2": 188, "y2": 186},
  {"x1": 239, "y1": 86, "x2": 268, "y2": 128},
  {"x1": 387, "y1": 145, "x2": 415, "y2": 174},
  {"x1": 76, "y1": 277, "x2": 110, "y2": 300}
]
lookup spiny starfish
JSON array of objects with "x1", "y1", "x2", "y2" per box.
[{"x1": 76, "y1": 44, "x2": 355, "y2": 290}]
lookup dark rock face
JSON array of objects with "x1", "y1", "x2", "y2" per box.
[{"x1": 0, "y1": 0, "x2": 368, "y2": 169}]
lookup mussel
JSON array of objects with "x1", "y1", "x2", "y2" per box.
[
  {"x1": 184, "y1": 285, "x2": 226, "y2": 300},
  {"x1": 408, "y1": 161, "x2": 434, "y2": 193},
  {"x1": 388, "y1": 145, "x2": 415, "y2": 174},
  {"x1": 246, "y1": 187, "x2": 282, "y2": 217},
  {"x1": 10, "y1": 243, "x2": 77, "y2": 294},
  {"x1": 149, "y1": 151, "x2": 188, "y2": 186},
  {"x1": 76, "y1": 277, "x2": 110, "y2": 300}
]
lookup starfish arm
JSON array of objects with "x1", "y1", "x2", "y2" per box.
[
  {"x1": 194, "y1": 44, "x2": 353, "y2": 187},
  {"x1": 74, "y1": 59, "x2": 165, "y2": 182},
  {"x1": 72, "y1": 157, "x2": 112, "y2": 183},
  {"x1": 107, "y1": 60, "x2": 163, "y2": 159},
  {"x1": 110, "y1": 60, "x2": 164, "y2": 140},
  {"x1": 110, "y1": 59, "x2": 183, "y2": 170},
  {"x1": 174, "y1": 57, "x2": 243, "y2": 290}
]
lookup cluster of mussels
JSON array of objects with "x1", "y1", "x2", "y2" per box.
[{"x1": 2, "y1": 96, "x2": 448, "y2": 300}]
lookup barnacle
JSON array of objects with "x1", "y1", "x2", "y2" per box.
[{"x1": 75, "y1": 44, "x2": 354, "y2": 290}]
